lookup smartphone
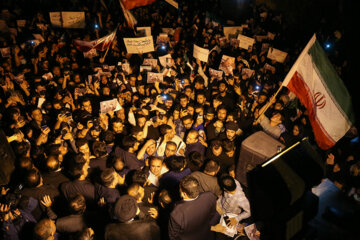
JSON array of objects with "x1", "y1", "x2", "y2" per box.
[{"x1": 41, "y1": 125, "x2": 48, "y2": 131}]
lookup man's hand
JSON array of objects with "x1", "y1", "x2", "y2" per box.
[
  {"x1": 148, "y1": 208, "x2": 158, "y2": 219},
  {"x1": 226, "y1": 217, "x2": 237, "y2": 228},
  {"x1": 326, "y1": 153, "x2": 335, "y2": 165},
  {"x1": 211, "y1": 224, "x2": 226, "y2": 233},
  {"x1": 40, "y1": 195, "x2": 52, "y2": 208}
]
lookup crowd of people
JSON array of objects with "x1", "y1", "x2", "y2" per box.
[{"x1": 0, "y1": 0, "x2": 359, "y2": 239}]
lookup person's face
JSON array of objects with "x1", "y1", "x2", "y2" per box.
[
  {"x1": 258, "y1": 95, "x2": 267, "y2": 104},
  {"x1": 137, "y1": 117, "x2": 146, "y2": 128},
  {"x1": 186, "y1": 132, "x2": 198, "y2": 145},
  {"x1": 133, "y1": 141, "x2": 140, "y2": 151},
  {"x1": 219, "y1": 83, "x2": 227, "y2": 93},
  {"x1": 146, "y1": 143, "x2": 156, "y2": 156},
  {"x1": 194, "y1": 82, "x2": 203, "y2": 90},
  {"x1": 180, "y1": 97, "x2": 188, "y2": 108},
  {"x1": 165, "y1": 99, "x2": 173, "y2": 109},
  {"x1": 113, "y1": 122, "x2": 124, "y2": 134},
  {"x1": 74, "y1": 74, "x2": 81, "y2": 83},
  {"x1": 226, "y1": 129, "x2": 236, "y2": 140},
  {"x1": 150, "y1": 159, "x2": 162, "y2": 177},
  {"x1": 184, "y1": 88, "x2": 192, "y2": 98},
  {"x1": 53, "y1": 66, "x2": 61, "y2": 76},
  {"x1": 82, "y1": 101, "x2": 92, "y2": 113},
  {"x1": 274, "y1": 102, "x2": 283, "y2": 110},
  {"x1": 187, "y1": 106, "x2": 194, "y2": 116},
  {"x1": 173, "y1": 110, "x2": 180, "y2": 120},
  {"x1": 217, "y1": 109, "x2": 227, "y2": 121},
  {"x1": 271, "y1": 113, "x2": 282, "y2": 124},
  {"x1": 183, "y1": 119, "x2": 193, "y2": 130},
  {"x1": 166, "y1": 128, "x2": 175, "y2": 140},
  {"x1": 165, "y1": 144, "x2": 177, "y2": 157},
  {"x1": 129, "y1": 77, "x2": 136, "y2": 87},
  {"x1": 212, "y1": 146, "x2": 222, "y2": 156},
  {"x1": 116, "y1": 109, "x2": 126, "y2": 121},
  {"x1": 32, "y1": 109, "x2": 43, "y2": 122},
  {"x1": 79, "y1": 143, "x2": 90, "y2": 155},
  {"x1": 197, "y1": 95, "x2": 206, "y2": 105},
  {"x1": 91, "y1": 129, "x2": 100, "y2": 138},
  {"x1": 102, "y1": 87, "x2": 110, "y2": 96},
  {"x1": 114, "y1": 160, "x2": 124, "y2": 172},
  {"x1": 293, "y1": 125, "x2": 300, "y2": 136},
  {"x1": 134, "y1": 131, "x2": 144, "y2": 142},
  {"x1": 206, "y1": 112, "x2": 215, "y2": 122}
]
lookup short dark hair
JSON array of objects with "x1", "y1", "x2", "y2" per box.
[
  {"x1": 121, "y1": 136, "x2": 138, "y2": 151},
  {"x1": 159, "y1": 124, "x2": 172, "y2": 135},
  {"x1": 204, "y1": 159, "x2": 220, "y2": 173},
  {"x1": 76, "y1": 139, "x2": 89, "y2": 149},
  {"x1": 219, "y1": 175, "x2": 236, "y2": 192},
  {"x1": 222, "y1": 139, "x2": 235, "y2": 152},
  {"x1": 101, "y1": 130, "x2": 115, "y2": 144},
  {"x1": 180, "y1": 176, "x2": 200, "y2": 199},
  {"x1": 69, "y1": 193, "x2": 86, "y2": 215},
  {"x1": 210, "y1": 139, "x2": 222, "y2": 149},
  {"x1": 101, "y1": 168, "x2": 116, "y2": 187},
  {"x1": 92, "y1": 141, "x2": 107, "y2": 157},
  {"x1": 168, "y1": 156, "x2": 186, "y2": 172},
  {"x1": 25, "y1": 169, "x2": 41, "y2": 188},
  {"x1": 33, "y1": 219, "x2": 54, "y2": 240}
]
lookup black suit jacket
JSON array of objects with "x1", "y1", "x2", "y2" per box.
[
  {"x1": 168, "y1": 192, "x2": 218, "y2": 240},
  {"x1": 105, "y1": 219, "x2": 160, "y2": 240}
]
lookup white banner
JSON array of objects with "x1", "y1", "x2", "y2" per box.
[
  {"x1": 143, "y1": 58, "x2": 158, "y2": 68},
  {"x1": 267, "y1": 47, "x2": 288, "y2": 63},
  {"x1": 237, "y1": 34, "x2": 255, "y2": 50},
  {"x1": 123, "y1": 36, "x2": 155, "y2": 54},
  {"x1": 147, "y1": 72, "x2": 164, "y2": 83},
  {"x1": 193, "y1": 44, "x2": 209, "y2": 63},
  {"x1": 137, "y1": 26, "x2": 151, "y2": 36}
]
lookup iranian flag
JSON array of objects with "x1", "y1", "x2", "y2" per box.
[
  {"x1": 73, "y1": 29, "x2": 117, "y2": 52},
  {"x1": 282, "y1": 34, "x2": 354, "y2": 150}
]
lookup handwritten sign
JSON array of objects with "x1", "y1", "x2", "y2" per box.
[
  {"x1": 49, "y1": 12, "x2": 62, "y2": 28},
  {"x1": 147, "y1": 72, "x2": 164, "y2": 83},
  {"x1": 267, "y1": 47, "x2": 288, "y2": 63},
  {"x1": 156, "y1": 33, "x2": 169, "y2": 44},
  {"x1": 241, "y1": 68, "x2": 255, "y2": 78},
  {"x1": 193, "y1": 45, "x2": 209, "y2": 63},
  {"x1": 209, "y1": 68, "x2": 223, "y2": 79},
  {"x1": 123, "y1": 36, "x2": 155, "y2": 54},
  {"x1": 223, "y1": 26, "x2": 243, "y2": 40},
  {"x1": 143, "y1": 58, "x2": 158, "y2": 68},
  {"x1": 219, "y1": 55, "x2": 235, "y2": 76},
  {"x1": 165, "y1": 0, "x2": 178, "y2": 9},
  {"x1": 62, "y1": 12, "x2": 86, "y2": 28},
  {"x1": 137, "y1": 26, "x2": 151, "y2": 36},
  {"x1": 159, "y1": 54, "x2": 173, "y2": 67},
  {"x1": 237, "y1": 34, "x2": 255, "y2": 50}
]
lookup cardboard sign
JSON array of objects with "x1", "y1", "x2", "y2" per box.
[
  {"x1": 237, "y1": 34, "x2": 255, "y2": 50},
  {"x1": 123, "y1": 36, "x2": 155, "y2": 54},
  {"x1": 156, "y1": 33, "x2": 169, "y2": 44},
  {"x1": 193, "y1": 44, "x2": 209, "y2": 63},
  {"x1": 143, "y1": 58, "x2": 158, "y2": 68},
  {"x1": 147, "y1": 72, "x2": 164, "y2": 83},
  {"x1": 137, "y1": 26, "x2": 151, "y2": 36},
  {"x1": 49, "y1": 12, "x2": 85, "y2": 28},
  {"x1": 209, "y1": 68, "x2": 223, "y2": 79},
  {"x1": 223, "y1": 26, "x2": 243, "y2": 40},
  {"x1": 267, "y1": 47, "x2": 288, "y2": 63},
  {"x1": 49, "y1": 12, "x2": 62, "y2": 28},
  {"x1": 241, "y1": 68, "x2": 255, "y2": 78},
  {"x1": 100, "y1": 98, "x2": 122, "y2": 114},
  {"x1": 219, "y1": 55, "x2": 235, "y2": 76},
  {"x1": 159, "y1": 54, "x2": 173, "y2": 67}
]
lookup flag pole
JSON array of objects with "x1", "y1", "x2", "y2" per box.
[
  {"x1": 100, "y1": 24, "x2": 119, "y2": 62},
  {"x1": 254, "y1": 85, "x2": 283, "y2": 123}
]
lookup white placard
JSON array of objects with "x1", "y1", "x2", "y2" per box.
[
  {"x1": 49, "y1": 12, "x2": 62, "y2": 28},
  {"x1": 123, "y1": 36, "x2": 155, "y2": 54},
  {"x1": 267, "y1": 47, "x2": 288, "y2": 63},
  {"x1": 100, "y1": 99, "x2": 121, "y2": 114},
  {"x1": 137, "y1": 26, "x2": 151, "y2": 36},
  {"x1": 147, "y1": 72, "x2": 164, "y2": 83},
  {"x1": 193, "y1": 44, "x2": 209, "y2": 63},
  {"x1": 159, "y1": 54, "x2": 173, "y2": 67},
  {"x1": 143, "y1": 58, "x2": 158, "y2": 68},
  {"x1": 209, "y1": 68, "x2": 223, "y2": 79},
  {"x1": 62, "y1": 12, "x2": 86, "y2": 28},
  {"x1": 241, "y1": 68, "x2": 255, "y2": 78},
  {"x1": 223, "y1": 26, "x2": 243, "y2": 39},
  {"x1": 162, "y1": 28, "x2": 175, "y2": 36},
  {"x1": 219, "y1": 55, "x2": 235, "y2": 76},
  {"x1": 237, "y1": 34, "x2": 255, "y2": 50},
  {"x1": 165, "y1": 0, "x2": 178, "y2": 9}
]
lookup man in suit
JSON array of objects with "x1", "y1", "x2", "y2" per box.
[
  {"x1": 168, "y1": 176, "x2": 218, "y2": 240},
  {"x1": 105, "y1": 195, "x2": 160, "y2": 240}
]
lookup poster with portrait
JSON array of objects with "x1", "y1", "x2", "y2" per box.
[
  {"x1": 209, "y1": 68, "x2": 223, "y2": 79},
  {"x1": 219, "y1": 55, "x2": 235, "y2": 76},
  {"x1": 147, "y1": 72, "x2": 163, "y2": 83},
  {"x1": 100, "y1": 98, "x2": 122, "y2": 114},
  {"x1": 143, "y1": 58, "x2": 158, "y2": 68}
]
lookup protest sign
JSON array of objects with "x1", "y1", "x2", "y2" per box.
[
  {"x1": 237, "y1": 34, "x2": 255, "y2": 50},
  {"x1": 42, "y1": 72, "x2": 54, "y2": 80},
  {"x1": 100, "y1": 99, "x2": 122, "y2": 114},
  {"x1": 162, "y1": 28, "x2": 175, "y2": 36},
  {"x1": 209, "y1": 68, "x2": 223, "y2": 79},
  {"x1": 156, "y1": 33, "x2": 169, "y2": 44},
  {"x1": 123, "y1": 36, "x2": 155, "y2": 54},
  {"x1": 140, "y1": 65, "x2": 152, "y2": 72},
  {"x1": 223, "y1": 26, "x2": 243, "y2": 40},
  {"x1": 143, "y1": 58, "x2": 158, "y2": 68},
  {"x1": 264, "y1": 63, "x2": 276, "y2": 73},
  {"x1": 0, "y1": 47, "x2": 10, "y2": 58},
  {"x1": 159, "y1": 54, "x2": 173, "y2": 67},
  {"x1": 147, "y1": 72, "x2": 164, "y2": 83},
  {"x1": 83, "y1": 48, "x2": 98, "y2": 58},
  {"x1": 230, "y1": 39, "x2": 240, "y2": 48},
  {"x1": 219, "y1": 55, "x2": 235, "y2": 76},
  {"x1": 49, "y1": 12, "x2": 62, "y2": 27},
  {"x1": 137, "y1": 26, "x2": 151, "y2": 36},
  {"x1": 165, "y1": 0, "x2": 179, "y2": 9},
  {"x1": 193, "y1": 44, "x2": 209, "y2": 63},
  {"x1": 17, "y1": 20, "x2": 26, "y2": 27},
  {"x1": 122, "y1": 63, "x2": 131, "y2": 75},
  {"x1": 267, "y1": 47, "x2": 288, "y2": 63},
  {"x1": 49, "y1": 12, "x2": 85, "y2": 28},
  {"x1": 241, "y1": 68, "x2": 255, "y2": 78}
]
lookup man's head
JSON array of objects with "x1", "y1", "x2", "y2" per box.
[
  {"x1": 165, "y1": 141, "x2": 177, "y2": 158},
  {"x1": 112, "y1": 118, "x2": 124, "y2": 134},
  {"x1": 81, "y1": 98, "x2": 92, "y2": 114},
  {"x1": 168, "y1": 156, "x2": 186, "y2": 172},
  {"x1": 186, "y1": 129, "x2": 199, "y2": 145},
  {"x1": 127, "y1": 183, "x2": 145, "y2": 202},
  {"x1": 223, "y1": 139, "x2": 235, "y2": 157},
  {"x1": 69, "y1": 193, "x2": 86, "y2": 215},
  {"x1": 31, "y1": 108, "x2": 43, "y2": 122},
  {"x1": 179, "y1": 94, "x2": 189, "y2": 108},
  {"x1": 101, "y1": 168, "x2": 117, "y2": 188},
  {"x1": 76, "y1": 139, "x2": 90, "y2": 155},
  {"x1": 33, "y1": 218, "x2": 56, "y2": 240},
  {"x1": 217, "y1": 105, "x2": 227, "y2": 121},
  {"x1": 225, "y1": 121, "x2": 239, "y2": 141},
  {"x1": 219, "y1": 175, "x2": 237, "y2": 193},
  {"x1": 210, "y1": 139, "x2": 223, "y2": 156},
  {"x1": 130, "y1": 126, "x2": 144, "y2": 142},
  {"x1": 122, "y1": 136, "x2": 140, "y2": 152},
  {"x1": 203, "y1": 160, "x2": 220, "y2": 176},
  {"x1": 181, "y1": 115, "x2": 194, "y2": 130},
  {"x1": 149, "y1": 157, "x2": 163, "y2": 177},
  {"x1": 92, "y1": 141, "x2": 107, "y2": 158},
  {"x1": 179, "y1": 176, "x2": 200, "y2": 199},
  {"x1": 114, "y1": 195, "x2": 139, "y2": 222},
  {"x1": 24, "y1": 168, "x2": 42, "y2": 188},
  {"x1": 270, "y1": 111, "x2": 284, "y2": 125}
]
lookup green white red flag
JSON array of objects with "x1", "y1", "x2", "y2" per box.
[
  {"x1": 282, "y1": 34, "x2": 355, "y2": 150},
  {"x1": 73, "y1": 29, "x2": 117, "y2": 52}
]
